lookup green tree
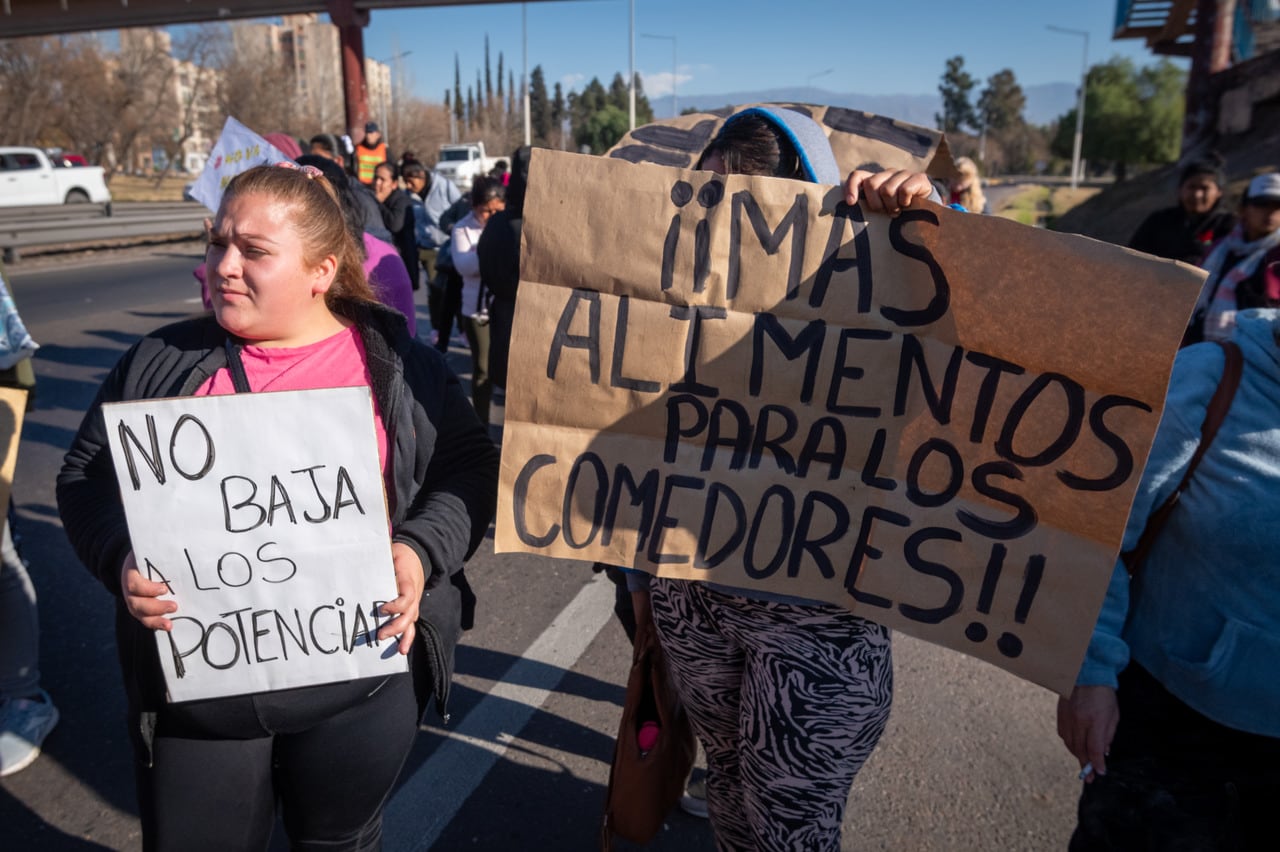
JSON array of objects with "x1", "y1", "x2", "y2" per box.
[
  {"x1": 607, "y1": 72, "x2": 629, "y2": 111},
  {"x1": 529, "y1": 65, "x2": 551, "y2": 145},
  {"x1": 580, "y1": 104, "x2": 630, "y2": 153},
  {"x1": 573, "y1": 77, "x2": 608, "y2": 125},
  {"x1": 936, "y1": 55, "x2": 977, "y2": 133},
  {"x1": 977, "y1": 68, "x2": 1026, "y2": 132},
  {"x1": 484, "y1": 35, "x2": 493, "y2": 107},
  {"x1": 551, "y1": 81, "x2": 566, "y2": 145},
  {"x1": 453, "y1": 55, "x2": 464, "y2": 125},
  {"x1": 1051, "y1": 57, "x2": 1185, "y2": 180}
]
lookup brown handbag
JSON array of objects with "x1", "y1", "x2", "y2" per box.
[
  {"x1": 600, "y1": 619, "x2": 697, "y2": 849},
  {"x1": 1122, "y1": 340, "x2": 1243, "y2": 576}
]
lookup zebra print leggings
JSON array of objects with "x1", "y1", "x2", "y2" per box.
[{"x1": 649, "y1": 578, "x2": 893, "y2": 852}]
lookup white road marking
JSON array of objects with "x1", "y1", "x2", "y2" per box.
[{"x1": 383, "y1": 572, "x2": 618, "y2": 851}]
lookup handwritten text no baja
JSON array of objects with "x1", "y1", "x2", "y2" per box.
[{"x1": 105, "y1": 387, "x2": 404, "y2": 703}]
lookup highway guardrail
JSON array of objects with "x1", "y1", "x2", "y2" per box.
[{"x1": 0, "y1": 201, "x2": 209, "y2": 262}]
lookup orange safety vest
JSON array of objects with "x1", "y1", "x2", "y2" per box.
[{"x1": 355, "y1": 141, "x2": 388, "y2": 184}]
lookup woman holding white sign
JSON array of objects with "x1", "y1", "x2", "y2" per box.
[
  {"x1": 628, "y1": 106, "x2": 938, "y2": 852},
  {"x1": 57, "y1": 163, "x2": 498, "y2": 851}
]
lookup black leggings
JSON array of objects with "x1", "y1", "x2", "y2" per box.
[{"x1": 138, "y1": 673, "x2": 418, "y2": 852}]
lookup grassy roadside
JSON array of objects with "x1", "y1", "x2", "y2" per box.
[
  {"x1": 106, "y1": 174, "x2": 191, "y2": 202},
  {"x1": 993, "y1": 184, "x2": 1101, "y2": 227}
]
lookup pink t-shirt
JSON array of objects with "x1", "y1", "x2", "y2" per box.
[{"x1": 196, "y1": 326, "x2": 392, "y2": 497}]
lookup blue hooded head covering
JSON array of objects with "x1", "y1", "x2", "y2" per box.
[{"x1": 717, "y1": 106, "x2": 841, "y2": 185}]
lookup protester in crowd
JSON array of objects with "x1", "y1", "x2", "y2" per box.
[
  {"x1": 449, "y1": 176, "x2": 505, "y2": 428},
  {"x1": 297, "y1": 154, "x2": 417, "y2": 338},
  {"x1": 476, "y1": 146, "x2": 529, "y2": 395},
  {"x1": 1129, "y1": 158, "x2": 1236, "y2": 265},
  {"x1": 0, "y1": 258, "x2": 57, "y2": 779},
  {"x1": 626, "y1": 106, "x2": 937, "y2": 851},
  {"x1": 354, "y1": 121, "x2": 391, "y2": 187},
  {"x1": 309, "y1": 132, "x2": 392, "y2": 242},
  {"x1": 1186, "y1": 172, "x2": 1280, "y2": 344},
  {"x1": 372, "y1": 161, "x2": 422, "y2": 289},
  {"x1": 56, "y1": 162, "x2": 498, "y2": 851},
  {"x1": 195, "y1": 155, "x2": 416, "y2": 337},
  {"x1": 404, "y1": 163, "x2": 463, "y2": 349},
  {"x1": 948, "y1": 156, "x2": 988, "y2": 213},
  {"x1": 308, "y1": 133, "x2": 345, "y2": 165},
  {"x1": 1058, "y1": 307, "x2": 1280, "y2": 850},
  {"x1": 490, "y1": 159, "x2": 510, "y2": 187},
  {"x1": 428, "y1": 195, "x2": 472, "y2": 354}
]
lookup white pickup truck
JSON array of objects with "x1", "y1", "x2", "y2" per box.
[
  {"x1": 0, "y1": 146, "x2": 112, "y2": 207},
  {"x1": 434, "y1": 141, "x2": 499, "y2": 192}
]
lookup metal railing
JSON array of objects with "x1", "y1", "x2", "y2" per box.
[{"x1": 0, "y1": 201, "x2": 210, "y2": 263}]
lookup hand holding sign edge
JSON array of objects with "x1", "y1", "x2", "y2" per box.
[
  {"x1": 844, "y1": 168, "x2": 935, "y2": 216},
  {"x1": 380, "y1": 541, "x2": 426, "y2": 655},
  {"x1": 120, "y1": 550, "x2": 177, "y2": 631}
]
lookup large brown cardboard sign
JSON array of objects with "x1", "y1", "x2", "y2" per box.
[{"x1": 496, "y1": 149, "x2": 1205, "y2": 694}]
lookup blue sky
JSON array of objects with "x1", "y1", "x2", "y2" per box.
[{"x1": 359, "y1": 0, "x2": 1182, "y2": 103}]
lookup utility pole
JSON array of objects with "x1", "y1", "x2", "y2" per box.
[
  {"x1": 1048, "y1": 25, "x2": 1088, "y2": 189},
  {"x1": 522, "y1": 4, "x2": 532, "y2": 146}
]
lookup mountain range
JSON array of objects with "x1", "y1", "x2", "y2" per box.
[{"x1": 651, "y1": 82, "x2": 1077, "y2": 129}]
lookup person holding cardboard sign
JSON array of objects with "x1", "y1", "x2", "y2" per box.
[
  {"x1": 57, "y1": 163, "x2": 497, "y2": 851},
  {"x1": 625, "y1": 106, "x2": 937, "y2": 852}
]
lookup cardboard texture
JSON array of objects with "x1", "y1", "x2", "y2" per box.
[
  {"x1": 104, "y1": 387, "x2": 405, "y2": 703},
  {"x1": 608, "y1": 103, "x2": 957, "y2": 180},
  {"x1": 0, "y1": 387, "x2": 26, "y2": 518},
  {"x1": 496, "y1": 149, "x2": 1206, "y2": 695}
]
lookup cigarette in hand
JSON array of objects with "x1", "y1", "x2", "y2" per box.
[{"x1": 1077, "y1": 762, "x2": 1093, "y2": 781}]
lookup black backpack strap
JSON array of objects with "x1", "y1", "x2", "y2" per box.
[{"x1": 223, "y1": 338, "x2": 253, "y2": 394}]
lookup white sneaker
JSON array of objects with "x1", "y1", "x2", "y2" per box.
[{"x1": 0, "y1": 690, "x2": 60, "y2": 777}]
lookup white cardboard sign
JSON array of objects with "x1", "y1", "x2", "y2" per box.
[{"x1": 105, "y1": 387, "x2": 406, "y2": 703}]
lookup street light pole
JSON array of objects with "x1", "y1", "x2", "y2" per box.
[
  {"x1": 523, "y1": 3, "x2": 531, "y2": 146},
  {"x1": 628, "y1": 0, "x2": 636, "y2": 130},
  {"x1": 641, "y1": 33, "x2": 677, "y2": 117},
  {"x1": 1048, "y1": 25, "x2": 1088, "y2": 190},
  {"x1": 376, "y1": 50, "x2": 412, "y2": 147}
]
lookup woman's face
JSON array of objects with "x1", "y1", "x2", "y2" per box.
[
  {"x1": 372, "y1": 166, "x2": 396, "y2": 202},
  {"x1": 1242, "y1": 199, "x2": 1280, "y2": 242},
  {"x1": 1179, "y1": 175, "x2": 1222, "y2": 216},
  {"x1": 473, "y1": 196, "x2": 505, "y2": 226},
  {"x1": 207, "y1": 192, "x2": 337, "y2": 346},
  {"x1": 405, "y1": 172, "x2": 427, "y2": 195}
]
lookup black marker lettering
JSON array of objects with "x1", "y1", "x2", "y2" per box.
[{"x1": 546, "y1": 289, "x2": 601, "y2": 383}]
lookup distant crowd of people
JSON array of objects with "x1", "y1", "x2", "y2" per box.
[{"x1": 1, "y1": 105, "x2": 1276, "y2": 852}]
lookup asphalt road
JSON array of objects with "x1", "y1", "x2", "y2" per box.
[{"x1": 0, "y1": 247, "x2": 1080, "y2": 851}]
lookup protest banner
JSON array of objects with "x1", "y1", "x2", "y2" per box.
[
  {"x1": 495, "y1": 149, "x2": 1207, "y2": 695},
  {"x1": 187, "y1": 117, "x2": 291, "y2": 213},
  {"x1": 105, "y1": 387, "x2": 404, "y2": 703},
  {"x1": 0, "y1": 387, "x2": 26, "y2": 517}
]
